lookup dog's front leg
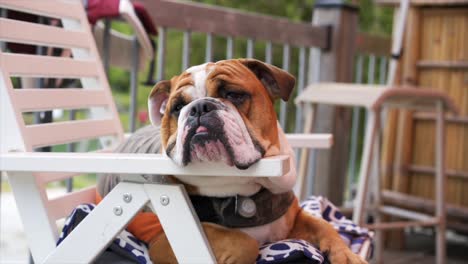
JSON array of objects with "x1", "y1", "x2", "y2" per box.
[
  {"x1": 288, "y1": 208, "x2": 367, "y2": 264},
  {"x1": 149, "y1": 222, "x2": 259, "y2": 264}
]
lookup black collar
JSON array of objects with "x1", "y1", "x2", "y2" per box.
[{"x1": 189, "y1": 188, "x2": 294, "y2": 228}]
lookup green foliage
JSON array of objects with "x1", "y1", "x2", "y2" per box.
[{"x1": 358, "y1": 0, "x2": 393, "y2": 36}]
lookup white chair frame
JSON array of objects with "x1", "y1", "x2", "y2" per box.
[{"x1": 0, "y1": 1, "x2": 332, "y2": 263}]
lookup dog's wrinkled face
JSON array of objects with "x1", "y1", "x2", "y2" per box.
[{"x1": 148, "y1": 59, "x2": 295, "y2": 170}]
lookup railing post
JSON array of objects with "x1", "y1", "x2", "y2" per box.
[{"x1": 309, "y1": 0, "x2": 358, "y2": 205}]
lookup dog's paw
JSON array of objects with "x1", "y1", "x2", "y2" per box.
[
  {"x1": 321, "y1": 239, "x2": 367, "y2": 264},
  {"x1": 328, "y1": 247, "x2": 367, "y2": 264},
  {"x1": 203, "y1": 223, "x2": 259, "y2": 264}
]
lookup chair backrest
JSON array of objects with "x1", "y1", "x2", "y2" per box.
[{"x1": 0, "y1": 0, "x2": 124, "y2": 220}]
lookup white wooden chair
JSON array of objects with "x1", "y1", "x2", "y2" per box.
[
  {"x1": 295, "y1": 83, "x2": 458, "y2": 264},
  {"x1": 0, "y1": 1, "x2": 331, "y2": 263}
]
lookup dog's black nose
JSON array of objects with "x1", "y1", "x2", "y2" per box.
[{"x1": 189, "y1": 100, "x2": 216, "y2": 117}]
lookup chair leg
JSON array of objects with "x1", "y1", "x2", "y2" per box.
[
  {"x1": 353, "y1": 110, "x2": 379, "y2": 226},
  {"x1": 372, "y1": 112, "x2": 384, "y2": 264},
  {"x1": 435, "y1": 101, "x2": 446, "y2": 264},
  {"x1": 46, "y1": 182, "x2": 149, "y2": 263},
  {"x1": 7, "y1": 172, "x2": 58, "y2": 264},
  {"x1": 145, "y1": 183, "x2": 216, "y2": 263},
  {"x1": 296, "y1": 104, "x2": 316, "y2": 199}
]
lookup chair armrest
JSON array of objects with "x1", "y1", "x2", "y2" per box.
[
  {"x1": 285, "y1": 133, "x2": 333, "y2": 149},
  {"x1": 296, "y1": 83, "x2": 459, "y2": 115},
  {"x1": 0, "y1": 152, "x2": 289, "y2": 177},
  {"x1": 295, "y1": 83, "x2": 386, "y2": 108}
]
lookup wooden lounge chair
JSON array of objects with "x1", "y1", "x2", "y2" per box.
[{"x1": 0, "y1": 1, "x2": 331, "y2": 263}]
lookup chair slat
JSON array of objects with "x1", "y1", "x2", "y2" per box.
[
  {"x1": 25, "y1": 119, "x2": 118, "y2": 148},
  {"x1": 0, "y1": 18, "x2": 90, "y2": 49},
  {"x1": 1, "y1": 53, "x2": 99, "y2": 78},
  {"x1": 47, "y1": 187, "x2": 96, "y2": 220},
  {"x1": 13, "y1": 89, "x2": 108, "y2": 112},
  {"x1": 0, "y1": 0, "x2": 82, "y2": 20}
]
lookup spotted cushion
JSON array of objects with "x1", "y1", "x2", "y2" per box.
[{"x1": 59, "y1": 196, "x2": 372, "y2": 264}]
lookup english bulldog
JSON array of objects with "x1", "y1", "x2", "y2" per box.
[{"x1": 145, "y1": 59, "x2": 367, "y2": 264}]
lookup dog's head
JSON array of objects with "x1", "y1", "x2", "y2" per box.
[{"x1": 149, "y1": 59, "x2": 295, "y2": 169}]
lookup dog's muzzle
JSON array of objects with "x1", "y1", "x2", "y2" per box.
[{"x1": 169, "y1": 97, "x2": 263, "y2": 169}]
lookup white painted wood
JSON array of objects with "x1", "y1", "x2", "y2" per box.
[
  {"x1": 144, "y1": 184, "x2": 216, "y2": 264},
  {"x1": 226, "y1": 36, "x2": 234, "y2": 59},
  {"x1": 6, "y1": 172, "x2": 58, "y2": 264},
  {"x1": 307, "y1": 47, "x2": 321, "y2": 84},
  {"x1": 0, "y1": 18, "x2": 90, "y2": 50},
  {"x1": 285, "y1": 133, "x2": 333, "y2": 149},
  {"x1": 45, "y1": 182, "x2": 149, "y2": 263},
  {"x1": 296, "y1": 83, "x2": 386, "y2": 108},
  {"x1": 0, "y1": 69, "x2": 26, "y2": 152},
  {"x1": 2, "y1": 53, "x2": 99, "y2": 78},
  {"x1": 387, "y1": 0, "x2": 410, "y2": 86},
  {"x1": 0, "y1": 0, "x2": 82, "y2": 20},
  {"x1": 359, "y1": 235, "x2": 373, "y2": 260},
  {"x1": 295, "y1": 104, "x2": 316, "y2": 198},
  {"x1": 13, "y1": 89, "x2": 108, "y2": 111},
  {"x1": 0, "y1": 152, "x2": 290, "y2": 177},
  {"x1": 61, "y1": 15, "x2": 124, "y2": 148},
  {"x1": 25, "y1": 119, "x2": 118, "y2": 148},
  {"x1": 353, "y1": 111, "x2": 378, "y2": 225}
]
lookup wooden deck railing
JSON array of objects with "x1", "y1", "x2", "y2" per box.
[{"x1": 134, "y1": 0, "x2": 392, "y2": 204}]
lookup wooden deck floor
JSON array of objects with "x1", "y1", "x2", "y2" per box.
[{"x1": 371, "y1": 231, "x2": 468, "y2": 264}]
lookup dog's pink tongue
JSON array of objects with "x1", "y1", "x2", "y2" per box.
[{"x1": 196, "y1": 126, "x2": 208, "y2": 133}]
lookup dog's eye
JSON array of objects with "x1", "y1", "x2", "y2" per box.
[
  {"x1": 225, "y1": 92, "x2": 248, "y2": 105},
  {"x1": 172, "y1": 103, "x2": 185, "y2": 114}
]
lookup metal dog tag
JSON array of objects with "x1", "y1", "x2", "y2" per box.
[{"x1": 237, "y1": 197, "x2": 256, "y2": 218}]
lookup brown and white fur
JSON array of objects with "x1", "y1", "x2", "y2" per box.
[{"x1": 148, "y1": 59, "x2": 367, "y2": 264}]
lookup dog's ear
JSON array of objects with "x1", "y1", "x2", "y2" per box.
[
  {"x1": 148, "y1": 80, "x2": 171, "y2": 125},
  {"x1": 239, "y1": 59, "x2": 296, "y2": 101}
]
